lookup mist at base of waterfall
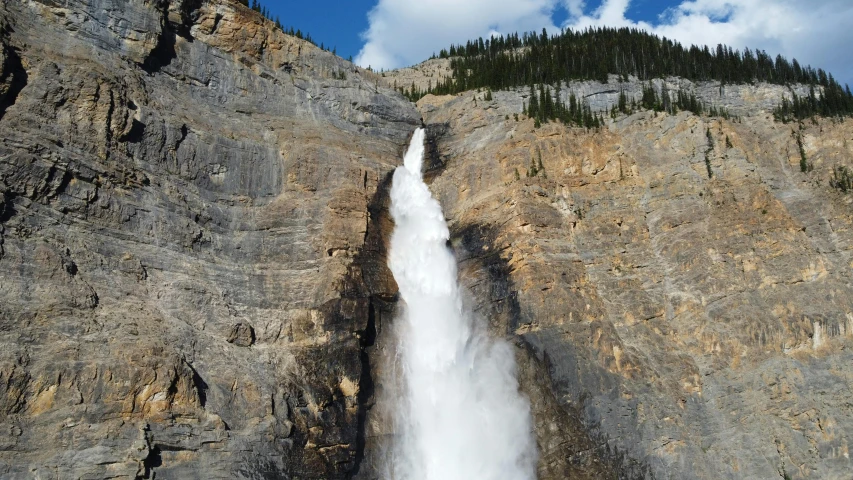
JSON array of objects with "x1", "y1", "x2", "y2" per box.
[{"x1": 384, "y1": 127, "x2": 537, "y2": 480}]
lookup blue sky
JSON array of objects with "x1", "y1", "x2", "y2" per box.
[
  {"x1": 264, "y1": 0, "x2": 677, "y2": 61},
  {"x1": 264, "y1": 0, "x2": 853, "y2": 86},
  {"x1": 265, "y1": 0, "x2": 374, "y2": 61}
]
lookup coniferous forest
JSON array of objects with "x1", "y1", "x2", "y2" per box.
[
  {"x1": 237, "y1": 0, "x2": 853, "y2": 125},
  {"x1": 399, "y1": 27, "x2": 853, "y2": 123}
]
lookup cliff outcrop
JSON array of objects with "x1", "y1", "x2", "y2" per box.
[
  {"x1": 0, "y1": 0, "x2": 418, "y2": 478},
  {"x1": 417, "y1": 87, "x2": 853, "y2": 479}
]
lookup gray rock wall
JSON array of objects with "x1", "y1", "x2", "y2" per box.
[
  {"x1": 0, "y1": 0, "x2": 418, "y2": 478},
  {"x1": 491, "y1": 77, "x2": 812, "y2": 118}
]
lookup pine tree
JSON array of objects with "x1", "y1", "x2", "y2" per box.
[
  {"x1": 536, "y1": 148, "x2": 544, "y2": 174},
  {"x1": 537, "y1": 84, "x2": 546, "y2": 122},
  {"x1": 641, "y1": 83, "x2": 657, "y2": 111},
  {"x1": 705, "y1": 128, "x2": 714, "y2": 178},
  {"x1": 543, "y1": 86, "x2": 554, "y2": 121},
  {"x1": 797, "y1": 131, "x2": 811, "y2": 172},
  {"x1": 528, "y1": 85, "x2": 539, "y2": 120},
  {"x1": 618, "y1": 89, "x2": 629, "y2": 114},
  {"x1": 660, "y1": 83, "x2": 671, "y2": 113}
]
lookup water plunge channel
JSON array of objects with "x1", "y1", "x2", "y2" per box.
[{"x1": 385, "y1": 128, "x2": 537, "y2": 479}]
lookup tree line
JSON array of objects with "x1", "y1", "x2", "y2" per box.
[
  {"x1": 238, "y1": 0, "x2": 341, "y2": 55},
  {"x1": 434, "y1": 27, "x2": 845, "y2": 89},
  {"x1": 416, "y1": 27, "x2": 853, "y2": 121}
]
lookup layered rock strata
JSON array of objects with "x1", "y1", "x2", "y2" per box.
[
  {"x1": 418, "y1": 88, "x2": 853, "y2": 480},
  {"x1": 0, "y1": 0, "x2": 418, "y2": 478}
]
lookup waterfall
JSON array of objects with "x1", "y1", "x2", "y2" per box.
[{"x1": 386, "y1": 128, "x2": 537, "y2": 480}]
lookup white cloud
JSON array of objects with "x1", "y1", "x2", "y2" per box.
[
  {"x1": 565, "y1": 0, "x2": 853, "y2": 85},
  {"x1": 356, "y1": 0, "x2": 853, "y2": 85},
  {"x1": 561, "y1": 0, "x2": 586, "y2": 18},
  {"x1": 355, "y1": 0, "x2": 560, "y2": 70}
]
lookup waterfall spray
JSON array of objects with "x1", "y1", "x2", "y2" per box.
[{"x1": 386, "y1": 128, "x2": 537, "y2": 480}]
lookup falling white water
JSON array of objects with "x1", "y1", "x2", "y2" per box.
[{"x1": 386, "y1": 128, "x2": 537, "y2": 480}]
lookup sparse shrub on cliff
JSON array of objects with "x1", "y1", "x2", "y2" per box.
[
  {"x1": 399, "y1": 82, "x2": 427, "y2": 102},
  {"x1": 830, "y1": 165, "x2": 853, "y2": 192},
  {"x1": 705, "y1": 127, "x2": 714, "y2": 178},
  {"x1": 524, "y1": 149, "x2": 548, "y2": 179},
  {"x1": 641, "y1": 83, "x2": 658, "y2": 111},
  {"x1": 796, "y1": 130, "x2": 813, "y2": 173},
  {"x1": 624, "y1": 82, "x2": 735, "y2": 119},
  {"x1": 524, "y1": 83, "x2": 603, "y2": 129},
  {"x1": 527, "y1": 156, "x2": 538, "y2": 177},
  {"x1": 774, "y1": 83, "x2": 853, "y2": 123},
  {"x1": 617, "y1": 89, "x2": 630, "y2": 114}
]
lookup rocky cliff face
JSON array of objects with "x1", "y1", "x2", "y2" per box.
[
  {"x1": 416, "y1": 88, "x2": 853, "y2": 480},
  {"x1": 0, "y1": 1, "x2": 419, "y2": 478},
  {"x1": 2, "y1": 1, "x2": 853, "y2": 479}
]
